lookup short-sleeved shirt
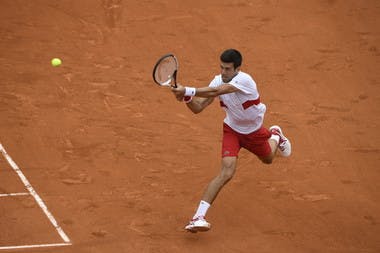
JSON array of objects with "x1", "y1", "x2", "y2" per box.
[{"x1": 209, "y1": 71, "x2": 266, "y2": 134}]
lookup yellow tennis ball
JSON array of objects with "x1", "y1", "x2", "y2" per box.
[{"x1": 51, "y1": 58, "x2": 62, "y2": 67}]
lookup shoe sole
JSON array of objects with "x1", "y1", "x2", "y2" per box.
[
  {"x1": 185, "y1": 227, "x2": 210, "y2": 233},
  {"x1": 185, "y1": 225, "x2": 211, "y2": 233}
]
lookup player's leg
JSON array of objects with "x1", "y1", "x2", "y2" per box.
[
  {"x1": 258, "y1": 138, "x2": 278, "y2": 164},
  {"x1": 184, "y1": 124, "x2": 239, "y2": 233},
  {"x1": 202, "y1": 156, "x2": 237, "y2": 204},
  {"x1": 258, "y1": 125, "x2": 292, "y2": 163},
  {"x1": 242, "y1": 126, "x2": 291, "y2": 164},
  {"x1": 184, "y1": 156, "x2": 237, "y2": 233},
  {"x1": 241, "y1": 126, "x2": 275, "y2": 164}
]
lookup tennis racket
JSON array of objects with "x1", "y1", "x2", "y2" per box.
[{"x1": 152, "y1": 53, "x2": 178, "y2": 88}]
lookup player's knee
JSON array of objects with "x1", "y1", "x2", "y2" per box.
[
  {"x1": 219, "y1": 171, "x2": 234, "y2": 184},
  {"x1": 262, "y1": 159, "x2": 272, "y2": 164},
  {"x1": 260, "y1": 156, "x2": 273, "y2": 164},
  {"x1": 219, "y1": 157, "x2": 237, "y2": 183},
  {"x1": 223, "y1": 168, "x2": 235, "y2": 180},
  {"x1": 219, "y1": 166, "x2": 235, "y2": 183}
]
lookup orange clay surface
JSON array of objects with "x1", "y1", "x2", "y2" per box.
[{"x1": 0, "y1": 1, "x2": 379, "y2": 252}]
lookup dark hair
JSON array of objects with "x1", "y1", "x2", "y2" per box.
[{"x1": 220, "y1": 49, "x2": 242, "y2": 69}]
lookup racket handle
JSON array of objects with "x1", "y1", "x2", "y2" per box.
[{"x1": 173, "y1": 70, "x2": 178, "y2": 88}]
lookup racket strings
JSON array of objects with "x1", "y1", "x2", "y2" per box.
[{"x1": 154, "y1": 56, "x2": 177, "y2": 85}]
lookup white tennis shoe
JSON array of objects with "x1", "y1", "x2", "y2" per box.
[
  {"x1": 270, "y1": 125, "x2": 291, "y2": 157},
  {"x1": 184, "y1": 216, "x2": 211, "y2": 233}
]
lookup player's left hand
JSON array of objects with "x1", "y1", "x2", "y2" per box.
[{"x1": 171, "y1": 84, "x2": 186, "y2": 101}]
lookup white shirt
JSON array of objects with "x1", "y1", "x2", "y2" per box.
[{"x1": 209, "y1": 71, "x2": 266, "y2": 134}]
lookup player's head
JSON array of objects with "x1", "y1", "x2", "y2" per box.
[
  {"x1": 220, "y1": 49, "x2": 242, "y2": 83},
  {"x1": 220, "y1": 49, "x2": 242, "y2": 69}
]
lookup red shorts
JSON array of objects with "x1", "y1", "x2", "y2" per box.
[{"x1": 222, "y1": 123, "x2": 272, "y2": 158}]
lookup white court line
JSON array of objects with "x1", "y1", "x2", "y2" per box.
[
  {"x1": 0, "y1": 192, "x2": 30, "y2": 197},
  {"x1": 0, "y1": 242, "x2": 72, "y2": 250},
  {"x1": 0, "y1": 143, "x2": 71, "y2": 244}
]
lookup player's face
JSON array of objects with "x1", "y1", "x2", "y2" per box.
[{"x1": 220, "y1": 62, "x2": 239, "y2": 83}]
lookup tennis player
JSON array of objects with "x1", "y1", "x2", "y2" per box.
[{"x1": 171, "y1": 49, "x2": 291, "y2": 233}]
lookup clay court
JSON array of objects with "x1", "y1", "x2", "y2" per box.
[{"x1": 0, "y1": 0, "x2": 379, "y2": 252}]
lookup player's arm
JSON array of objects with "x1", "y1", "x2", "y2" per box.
[
  {"x1": 172, "y1": 84, "x2": 239, "y2": 99},
  {"x1": 171, "y1": 84, "x2": 238, "y2": 114},
  {"x1": 185, "y1": 97, "x2": 214, "y2": 114},
  {"x1": 194, "y1": 84, "x2": 239, "y2": 97}
]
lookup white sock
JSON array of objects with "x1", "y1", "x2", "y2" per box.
[
  {"x1": 270, "y1": 134, "x2": 280, "y2": 145},
  {"x1": 193, "y1": 200, "x2": 211, "y2": 219}
]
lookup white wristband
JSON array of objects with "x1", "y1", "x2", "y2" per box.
[{"x1": 184, "y1": 87, "x2": 196, "y2": 97}]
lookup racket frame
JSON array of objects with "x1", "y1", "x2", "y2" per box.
[{"x1": 152, "y1": 53, "x2": 178, "y2": 88}]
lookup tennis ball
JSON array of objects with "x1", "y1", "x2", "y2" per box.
[{"x1": 51, "y1": 58, "x2": 62, "y2": 67}]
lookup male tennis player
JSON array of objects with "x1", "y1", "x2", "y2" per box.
[{"x1": 171, "y1": 49, "x2": 291, "y2": 233}]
